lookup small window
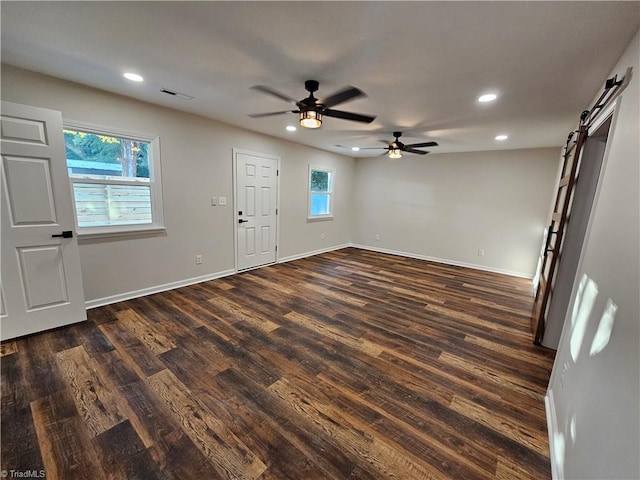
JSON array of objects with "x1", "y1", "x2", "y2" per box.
[
  {"x1": 308, "y1": 166, "x2": 334, "y2": 220},
  {"x1": 63, "y1": 124, "x2": 164, "y2": 236}
]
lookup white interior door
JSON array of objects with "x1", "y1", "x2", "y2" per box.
[
  {"x1": 1, "y1": 101, "x2": 86, "y2": 341},
  {"x1": 234, "y1": 150, "x2": 278, "y2": 271}
]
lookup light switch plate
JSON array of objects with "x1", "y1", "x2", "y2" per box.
[{"x1": 210, "y1": 197, "x2": 217, "y2": 206}]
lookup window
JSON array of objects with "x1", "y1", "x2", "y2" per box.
[
  {"x1": 63, "y1": 124, "x2": 164, "y2": 236},
  {"x1": 308, "y1": 166, "x2": 334, "y2": 220}
]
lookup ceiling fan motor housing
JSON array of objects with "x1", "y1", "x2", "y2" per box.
[{"x1": 305, "y1": 80, "x2": 320, "y2": 93}]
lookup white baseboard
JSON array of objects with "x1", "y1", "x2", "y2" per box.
[
  {"x1": 85, "y1": 269, "x2": 236, "y2": 309},
  {"x1": 545, "y1": 389, "x2": 563, "y2": 480},
  {"x1": 278, "y1": 243, "x2": 351, "y2": 264},
  {"x1": 86, "y1": 242, "x2": 531, "y2": 309},
  {"x1": 85, "y1": 244, "x2": 351, "y2": 309},
  {"x1": 350, "y1": 243, "x2": 533, "y2": 279}
]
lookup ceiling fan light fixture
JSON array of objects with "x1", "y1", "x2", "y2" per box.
[
  {"x1": 300, "y1": 110, "x2": 322, "y2": 129},
  {"x1": 388, "y1": 148, "x2": 403, "y2": 159}
]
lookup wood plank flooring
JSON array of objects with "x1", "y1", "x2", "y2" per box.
[{"x1": 1, "y1": 247, "x2": 556, "y2": 479}]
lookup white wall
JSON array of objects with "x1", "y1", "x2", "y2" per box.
[
  {"x1": 546, "y1": 30, "x2": 639, "y2": 479},
  {"x1": 352, "y1": 148, "x2": 560, "y2": 277},
  {"x1": 1, "y1": 65, "x2": 354, "y2": 304}
]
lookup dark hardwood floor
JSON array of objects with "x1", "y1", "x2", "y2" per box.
[{"x1": 1, "y1": 247, "x2": 556, "y2": 479}]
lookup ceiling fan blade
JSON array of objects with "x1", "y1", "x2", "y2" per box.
[
  {"x1": 248, "y1": 110, "x2": 294, "y2": 118},
  {"x1": 319, "y1": 86, "x2": 365, "y2": 108},
  {"x1": 323, "y1": 109, "x2": 376, "y2": 124},
  {"x1": 251, "y1": 85, "x2": 298, "y2": 104},
  {"x1": 402, "y1": 148, "x2": 429, "y2": 155},
  {"x1": 404, "y1": 141, "x2": 439, "y2": 148}
]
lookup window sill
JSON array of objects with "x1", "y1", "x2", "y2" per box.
[
  {"x1": 307, "y1": 216, "x2": 334, "y2": 222},
  {"x1": 77, "y1": 225, "x2": 166, "y2": 241}
]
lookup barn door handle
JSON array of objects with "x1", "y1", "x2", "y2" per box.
[
  {"x1": 545, "y1": 226, "x2": 558, "y2": 253},
  {"x1": 238, "y1": 219, "x2": 249, "y2": 224},
  {"x1": 52, "y1": 230, "x2": 73, "y2": 238}
]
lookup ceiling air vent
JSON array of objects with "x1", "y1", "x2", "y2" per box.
[{"x1": 160, "y1": 88, "x2": 194, "y2": 100}]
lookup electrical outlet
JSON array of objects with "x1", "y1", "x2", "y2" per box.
[
  {"x1": 321, "y1": 233, "x2": 325, "y2": 240},
  {"x1": 218, "y1": 196, "x2": 227, "y2": 206},
  {"x1": 195, "y1": 254, "x2": 203, "y2": 265},
  {"x1": 478, "y1": 249, "x2": 485, "y2": 256},
  {"x1": 375, "y1": 234, "x2": 380, "y2": 241}
]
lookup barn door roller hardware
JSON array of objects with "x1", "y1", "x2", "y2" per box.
[{"x1": 580, "y1": 67, "x2": 631, "y2": 127}]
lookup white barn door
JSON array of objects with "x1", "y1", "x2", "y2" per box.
[
  {"x1": 1, "y1": 101, "x2": 85, "y2": 341},
  {"x1": 234, "y1": 150, "x2": 279, "y2": 271}
]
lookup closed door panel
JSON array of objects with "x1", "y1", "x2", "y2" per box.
[
  {"x1": 244, "y1": 227, "x2": 256, "y2": 256},
  {"x1": 244, "y1": 185, "x2": 256, "y2": 217},
  {"x1": 261, "y1": 186, "x2": 271, "y2": 215},
  {"x1": 260, "y1": 226, "x2": 271, "y2": 253},
  {"x1": 0, "y1": 114, "x2": 48, "y2": 144},
  {"x1": 234, "y1": 151, "x2": 278, "y2": 271},
  {"x1": 18, "y1": 245, "x2": 69, "y2": 310},
  {"x1": 4, "y1": 156, "x2": 58, "y2": 224}
]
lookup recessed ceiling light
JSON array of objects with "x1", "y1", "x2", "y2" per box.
[
  {"x1": 123, "y1": 72, "x2": 144, "y2": 82},
  {"x1": 478, "y1": 93, "x2": 497, "y2": 103},
  {"x1": 495, "y1": 134, "x2": 508, "y2": 141},
  {"x1": 351, "y1": 147, "x2": 360, "y2": 152},
  {"x1": 286, "y1": 125, "x2": 297, "y2": 132}
]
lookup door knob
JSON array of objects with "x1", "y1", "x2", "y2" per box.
[
  {"x1": 52, "y1": 230, "x2": 73, "y2": 238},
  {"x1": 238, "y1": 219, "x2": 249, "y2": 224}
]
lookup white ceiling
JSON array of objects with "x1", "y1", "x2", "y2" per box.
[{"x1": 2, "y1": 1, "x2": 638, "y2": 156}]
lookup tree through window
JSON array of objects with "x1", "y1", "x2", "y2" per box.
[
  {"x1": 63, "y1": 125, "x2": 164, "y2": 235},
  {"x1": 308, "y1": 166, "x2": 334, "y2": 219}
]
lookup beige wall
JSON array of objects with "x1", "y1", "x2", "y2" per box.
[
  {"x1": 352, "y1": 148, "x2": 560, "y2": 277},
  {"x1": 1, "y1": 64, "x2": 560, "y2": 304},
  {"x1": 1, "y1": 65, "x2": 355, "y2": 304}
]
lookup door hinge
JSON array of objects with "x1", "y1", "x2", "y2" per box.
[
  {"x1": 275, "y1": 245, "x2": 278, "y2": 252},
  {"x1": 276, "y1": 208, "x2": 278, "y2": 215},
  {"x1": 277, "y1": 169, "x2": 279, "y2": 176}
]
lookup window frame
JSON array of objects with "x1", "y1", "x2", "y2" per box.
[
  {"x1": 63, "y1": 121, "x2": 165, "y2": 238},
  {"x1": 307, "y1": 165, "x2": 335, "y2": 221}
]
